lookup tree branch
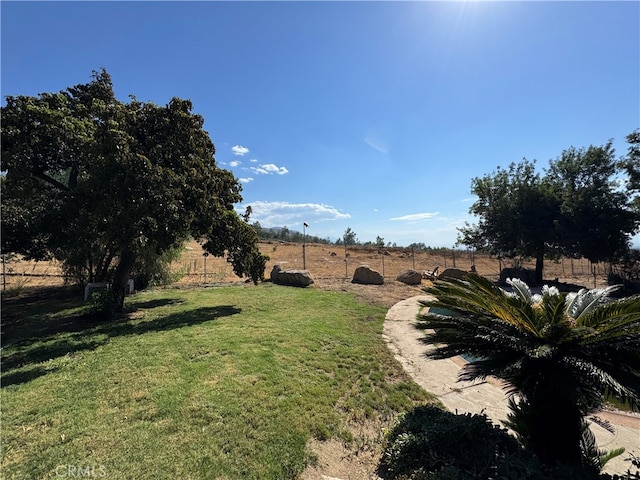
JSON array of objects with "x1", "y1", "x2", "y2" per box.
[{"x1": 32, "y1": 169, "x2": 70, "y2": 192}]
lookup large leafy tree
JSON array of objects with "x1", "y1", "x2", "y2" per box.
[
  {"x1": 418, "y1": 275, "x2": 640, "y2": 469},
  {"x1": 458, "y1": 139, "x2": 640, "y2": 284},
  {"x1": 1, "y1": 70, "x2": 266, "y2": 307},
  {"x1": 546, "y1": 142, "x2": 638, "y2": 263},
  {"x1": 457, "y1": 160, "x2": 559, "y2": 284}
]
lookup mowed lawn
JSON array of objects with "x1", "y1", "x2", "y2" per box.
[{"x1": 1, "y1": 284, "x2": 433, "y2": 479}]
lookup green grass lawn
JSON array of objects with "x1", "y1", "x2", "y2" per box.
[{"x1": 1, "y1": 284, "x2": 434, "y2": 479}]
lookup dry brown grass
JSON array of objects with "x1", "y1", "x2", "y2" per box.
[
  {"x1": 175, "y1": 240, "x2": 606, "y2": 284},
  {"x1": 3, "y1": 240, "x2": 609, "y2": 308}
]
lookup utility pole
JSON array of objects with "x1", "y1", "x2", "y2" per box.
[{"x1": 303, "y1": 222, "x2": 309, "y2": 269}]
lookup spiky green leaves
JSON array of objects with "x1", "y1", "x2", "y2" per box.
[{"x1": 418, "y1": 274, "x2": 640, "y2": 466}]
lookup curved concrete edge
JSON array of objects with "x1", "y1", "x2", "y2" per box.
[{"x1": 384, "y1": 295, "x2": 640, "y2": 477}]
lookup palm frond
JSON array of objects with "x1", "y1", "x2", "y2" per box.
[
  {"x1": 563, "y1": 355, "x2": 640, "y2": 412},
  {"x1": 566, "y1": 286, "x2": 620, "y2": 321},
  {"x1": 506, "y1": 277, "x2": 533, "y2": 303},
  {"x1": 576, "y1": 295, "x2": 640, "y2": 335},
  {"x1": 542, "y1": 292, "x2": 566, "y2": 321},
  {"x1": 422, "y1": 274, "x2": 544, "y2": 337},
  {"x1": 419, "y1": 273, "x2": 640, "y2": 469},
  {"x1": 580, "y1": 419, "x2": 625, "y2": 469}
]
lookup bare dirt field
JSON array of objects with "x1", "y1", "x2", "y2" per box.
[
  {"x1": 2, "y1": 239, "x2": 608, "y2": 309},
  {"x1": 3, "y1": 240, "x2": 608, "y2": 307}
]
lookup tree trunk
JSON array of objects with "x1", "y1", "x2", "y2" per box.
[
  {"x1": 535, "y1": 253, "x2": 544, "y2": 285},
  {"x1": 97, "y1": 247, "x2": 117, "y2": 282},
  {"x1": 111, "y1": 249, "x2": 136, "y2": 310},
  {"x1": 528, "y1": 397, "x2": 584, "y2": 467}
]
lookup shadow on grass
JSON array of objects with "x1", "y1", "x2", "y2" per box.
[
  {"x1": 1, "y1": 365, "x2": 61, "y2": 387},
  {"x1": 1, "y1": 287, "x2": 241, "y2": 387},
  {"x1": 2, "y1": 286, "x2": 101, "y2": 348},
  {"x1": 97, "y1": 305, "x2": 241, "y2": 338},
  {"x1": 1, "y1": 338, "x2": 105, "y2": 371}
]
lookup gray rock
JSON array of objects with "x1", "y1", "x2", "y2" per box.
[
  {"x1": 438, "y1": 268, "x2": 469, "y2": 280},
  {"x1": 352, "y1": 265, "x2": 384, "y2": 285},
  {"x1": 396, "y1": 269, "x2": 423, "y2": 285},
  {"x1": 270, "y1": 265, "x2": 314, "y2": 287}
]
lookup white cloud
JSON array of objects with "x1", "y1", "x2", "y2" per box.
[
  {"x1": 250, "y1": 163, "x2": 289, "y2": 175},
  {"x1": 364, "y1": 136, "x2": 389, "y2": 154},
  {"x1": 390, "y1": 212, "x2": 440, "y2": 222},
  {"x1": 229, "y1": 160, "x2": 241, "y2": 167},
  {"x1": 232, "y1": 145, "x2": 249, "y2": 156},
  {"x1": 241, "y1": 201, "x2": 350, "y2": 227},
  {"x1": 250, "y1": 158, "x2": 258, "y2": 163},
  {"x1": 239, "y1": 177, "x2": 254, "y2": 184}
]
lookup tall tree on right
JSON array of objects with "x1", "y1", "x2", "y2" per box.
[
  {"x1": 547, "y1": 141, "x2": 638, "y2": 264},
  {"x1": 620, "y1": 129, "x2": 640, "y2": 213},
  {"x1": 458, "y1": 136, "x2": 640, "y2": 284}
]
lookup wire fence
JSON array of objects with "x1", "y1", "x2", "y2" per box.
[
  {"x1": 1, "y1": 243, "x2": 613, "y2": 292},
  {"x1": 172, "y1": 243, "x2": 612, "y2": 289}
]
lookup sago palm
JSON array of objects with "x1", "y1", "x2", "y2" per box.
[{"x1": 418, "y1": 274, "x2": 640, "y2": 468}]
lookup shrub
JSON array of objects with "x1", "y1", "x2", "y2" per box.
[
  {"x1": 378, "y1": 405, "x2": 615, "y2": 480},
  {"x1": 91, "y1": 288, "x2": 118, "y2": 320}
]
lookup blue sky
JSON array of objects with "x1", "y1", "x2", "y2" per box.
[{"x1": 2, "y1": 1, "x2": 638, "y2": 247}]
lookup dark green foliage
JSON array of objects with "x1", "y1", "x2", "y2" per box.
[
  {"x1": 458, "y1": 160, "x2": 557, "y2": 284},
  {"x1": 90, "y1": 288, "x2": 119, "y2": 320},
  {"x1": 1, "y1": 70, "x2": 266, "y2": 304},
  {"x1": 546, "y1": 142, "x2": 637, "y2": 263},
  {"x1": 342, "y1": 227, "x2": 358, "y2": 245},
  {"x1": 379, "y1": 405, "x2": 606, "y2": 480},
  {"x1": 610, "y1": 249, "x2": 640, "y2": 296},
  {"x1": 621, "y1": 130, "x2": 640, "y2": 214},
  {"x1": 131, "y1": 244, "x2": 185, "y2": 290}
]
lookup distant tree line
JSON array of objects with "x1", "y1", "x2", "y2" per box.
[
  {"x1": 250, "y1": 223, "x2": 448, "y2": 251},
  {"x1": 250, "y1": 222, "x2": 332, "y2": 245}
]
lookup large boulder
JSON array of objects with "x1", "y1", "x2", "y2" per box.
[
  {"x1": 499, "y1": 268, "x2": 537, "y2": 286},
  {"x1": 396, "y1": 269, "x2": 422, "y2": 285},
  {"x1": 438, "y1": 268, "x2": 469, "y2": 280},
  {"x1": 352, "y1": 265, "x2": 384, "y2": 285},
  {"x1": 270, "y1": 265, "x2": 314, "y2": 287}
]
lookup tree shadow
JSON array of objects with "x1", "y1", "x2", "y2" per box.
[
  {"x1": 1, "y1": 287, "x2": 241, "y2": 387},
  {"x1": 2, "y1": 286, "x2": 106, "y2": 348},
  {"x1": 1, "y1": 365, "x2": 61, "y2": 388},
  {"x1": 94, "y1": 305, "x2": 241, "y2": 338},
  {"x1": 1, "y1": 338, "x2": 105, "y2": 371},
  {"x1": 127, "y1": 298, "x2": 184, "y2": 310},
  {"x1": 2, "y1": 292, "x2": 189, "y2": 349}
]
